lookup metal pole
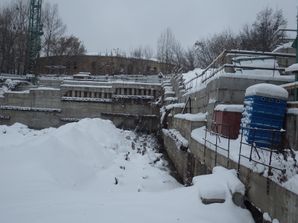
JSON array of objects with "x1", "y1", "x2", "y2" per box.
[
  {"x1": 237, "y1": 127, "x2": 244, "y2": 176},
  {"x1": 295, "y1": 8, "x2": 298, "y2": 100},
  {"x1": 203, "y1": 125, "x2": 207, "y2": 164},
  {"x1": 215, "y1": 124, "x2": 218, "y2": 166}
]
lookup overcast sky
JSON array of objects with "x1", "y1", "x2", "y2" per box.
[{"x1": 1, "y1": 0, "x2": 297, "y2": 54}]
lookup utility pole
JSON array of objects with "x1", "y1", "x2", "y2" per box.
[{"x1": 26, "y1": 0, "x2": 43, "y2": 76}]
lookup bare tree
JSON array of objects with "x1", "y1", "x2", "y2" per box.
[
  {"x1": 194, "y1": 30, "x2": 239, "y2": 68},
  {"x1": 183, "y1": 47, "x2": 196, "y2": 71},
  {"x1": 42, "y1": 2, "x2": 66, "y2": 56},
  {"x1": 0, "y1": 0, "x2": 29, "y2": 74},
  {"x1": 239, "y1": 8, "x2": 287, "y2": 52},
  {"x1": 143, "y1": 46, "x2": 153, "y2": 60},
  {"x1": 52, "y1": 35, "x2": 86, "y2": 56},
  {"x1": 252, "y1": 8, "x2": 287, "y2": 51},
  {"x1": 130, "y1": 45, "x2": 153, "y2": 59},
  {"x1": 156, "y1": 27, "x2": 187, "y2": 69},
  {"x1": 157, "y1": 28, "x2": 176, "y2": 64},
  {"x1": 130, "y1": 46, "x2": 143, "y2": 58}
]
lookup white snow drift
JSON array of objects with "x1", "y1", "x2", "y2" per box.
[{"x1": 0, "y1": 119, "x2": 254, "y2": 223}]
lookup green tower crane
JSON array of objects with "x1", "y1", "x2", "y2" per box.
[{"x1": 26, "y1": 0, "x2": 43, "y2": 75}]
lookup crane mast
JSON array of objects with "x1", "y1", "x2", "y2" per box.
[{"x1": 27, "y1": 0, "x2": 43, "y2": 75}]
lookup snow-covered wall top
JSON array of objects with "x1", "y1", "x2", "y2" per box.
[
  {"x1": 174, "y1": 112, "x2": 207, "y2": 122},
  {"x1": 214, "y1": 104, "x2": 244, "y2": 113},
  {"x1": 286, "y1": 63, "x2": 298, "y2": 73},
  {"x1": 245, "y1": 83, "x2": 289, "y2": 100}
]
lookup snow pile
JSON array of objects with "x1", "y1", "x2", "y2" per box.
[
  {"x1": 0, "y1": 119, "x2": 254, "y2": 223},
  {"x1": 174, "y1": 112, "x2": 207, "y2": 122},
  {"x1": 193, "y1": 166, "x2": 245, "y2": 202},
  {"x1": 285, "y1": 63, "x2": 298, "y2": 73},
  {"x1": 245, "y1": 83, "x2": 289, "y2": 100},
  {"x1": 163, "y1": 86, "x2": 175, "y2": 95},
  {"x1": 182, "y1": 68, "x2": 205, "y2": 84},
  {"x1": 287, "y1": 108, "x2": 298, "y2": 115},
  {"x1": 0, "y1": 79, "x2": 29, "y2": 97},
  {"x1": 272, "y1": 41, "x2": 294, "y2": 52},
  {"x1": 214, "y1": 104, "x2": 244, "y2": 113},
  {"x1": 263, "y1": 212, "x2": 280, "y2": 223},
  {"x1": 164, "y1": 96, "x2": 178, "y2": 102},
  {"x1": 4, "y1": 79, "x2": 19, "y2": 89},
  {"x1": 165, "y1": 102, "x2": 185, "y2": 110}
]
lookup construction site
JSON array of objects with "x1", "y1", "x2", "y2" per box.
[{"x1": 0, "y1": 0, "x2": 298, "y2": 223}]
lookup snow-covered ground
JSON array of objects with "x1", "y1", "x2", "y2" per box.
[{"x1": 0, "y1": 119, "x2": 254, "y2": 223}]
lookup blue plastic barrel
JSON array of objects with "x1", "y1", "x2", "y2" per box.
[{"x1": 241, "y1": 83, "x2": 288, "y2": 148}]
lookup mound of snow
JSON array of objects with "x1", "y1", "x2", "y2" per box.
[
  {"x1": 193, "y1": 166, "x2": 245, "y2": 202},
  {"x1": 0, "y1": 119, "x2": 179, "y2": 192},
  {"x1": 245, "y1": 83, "x2": 288, "y2": 99},
  {"x1": 0, "y1": 119, "x2": 254, "y2": 223}
]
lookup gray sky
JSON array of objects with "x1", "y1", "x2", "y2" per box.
[{"x1": 1, "y1": 0, "x2": 298, "y2": 54}]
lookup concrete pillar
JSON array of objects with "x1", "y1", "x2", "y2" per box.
[{"x1": 72, "y1": 90, "x2": 76, "y2": 97}]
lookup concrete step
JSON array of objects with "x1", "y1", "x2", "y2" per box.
[{"x1": 172, "y1": 113, "x2": 207, "y2": 140}]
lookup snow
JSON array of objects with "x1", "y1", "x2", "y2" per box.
[
  {"x1": 193, "y1": 167, "x2": 245, "y2": 201},
  {"x1": 214, "y1": 104, "x2": 244, "y2": 113},
  {"x1": 283, "y1": 175, "x2": 298, "y2": 194},
  {"x1": 263, "y1": 212, "x2": 272, "y2": 222},
  {"x1": 163, "y1": 86, "x2": 175, "y2": 95},
  {"x1": 0, "y1": 119, "x2": 254, "y2": 223},
  {"x1": 113, "y1": 95, "x2": 154, "y2": 100},
  {"x1": 174, "y1": 112, "x2": 207, "y2": 122},
  {"x1": 162, "y1": 128, "x2": 189, "y2": 149},
  {"x1": 30, "y1": 87, "x2": 60, "y2": 91},
  {"x1": 182, "y1": 68, "x2": 204, "y2": 84},
  {"x1": 61, "y1": 84, "x2": 113, "y2": 89},
  {"x1": 287, "y1": 108, "x2": 298, "y2": 115},
  {"x1": 191, "y1": 127, "x2": 298, "y2": 195},
  {"x1": 62, "y1": 97, "x2": 113, "y2": 103},
  {"x1": 164, "y1": 97, "x2": 178, "y2": 102},
  {"x1": 245, "y1": 83, "x2": 289, "y2": 100},
  {"x1": 285, "y1": 63, "x2": 298, "y2": 73},
  {"x1": 181, "y1": 56, "x2": 294, "y2": 96},
  {"x1": 0, "y1": 105, "x2": 61, "y2": 112},
  {"x1": 272, "y1": 41, "x2": 294, "y2": 52},
  {"x1": 165, "y1": 103, "x2": 186, "y2": 110},
  {"x1": 233, "y1": 57, "x2": 281, "y2": 76}
]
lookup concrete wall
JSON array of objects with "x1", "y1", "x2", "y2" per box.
[
  {"x1": 0, "y1": 82, "x2": 162, "y2": 132},
  {"x1": 2, "y1": 89, "x2": 61, "y2": 108},
  {"x1": 162, "y1": 131, "x2": 190, "y2": 184},
  {"x1": 285, "y1": 113, "x2": 298, "y2": 151},
  {"x1": 0, "y1": 109, "x2": 61, "y2": 129},
  {"x1": 189, "y1": 138, "x2": 298, "y2": 223}
]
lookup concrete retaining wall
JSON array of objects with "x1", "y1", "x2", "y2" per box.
[
  {"x1": 285, "y1": 113, "x2": 298, "y2": 151},
  {"x1": 189, "y1": 137, "x2": 298, "y2": 223}
]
